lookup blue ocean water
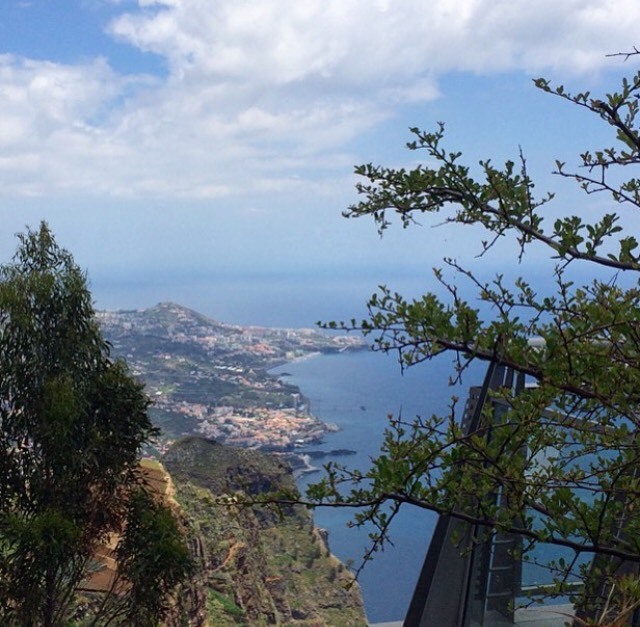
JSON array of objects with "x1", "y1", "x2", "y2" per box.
[
  {"x1": 271, "y1": 350, "x2": 484, "y2": 624},
  {"x1": 91, "y1": 275, "x2": 483, "y2": 621},
  {"x1": 93, "y1": 270, "x2": 604, "y2": 623}
]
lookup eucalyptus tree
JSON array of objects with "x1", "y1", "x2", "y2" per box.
[
  {"x1": 312, "y1": 56, "x2": 640, "y2": 620},
  {"x1": 0, "y1": 223, "x2": 190, "y2": 626}
]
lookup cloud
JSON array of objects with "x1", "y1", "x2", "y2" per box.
[
  {"x1": 0, "y1": 0, "x2": 637, "y2": 200},
  {"x1": 109, "y1": 0, "x2": 638, "y2": 80}
]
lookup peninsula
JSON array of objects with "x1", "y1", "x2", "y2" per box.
[{"x1": 98, "y1": 302, "x2": 365, "y2": 453}]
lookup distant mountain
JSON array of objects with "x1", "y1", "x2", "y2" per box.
[
  {"x1": 162, "y1": 437, "x2": 366, "y2": 626},
  {"x1": 100, "y1": 302, "x2": 228, "y2": 337}
]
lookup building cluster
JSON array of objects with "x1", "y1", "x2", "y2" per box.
[{"x1": 97, "y1": 302, "x2": 365, "y2": 452}]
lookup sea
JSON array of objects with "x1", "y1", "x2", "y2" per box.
[
  {"x1": 270, "y1": 350, "x2": 484, "y2": 624},
  {"x1": 90, "y1": 254, "x2": 611, "y2": 622},
  {"x1": 93, "y1": 275, "x2": 491, "y2": 623}
]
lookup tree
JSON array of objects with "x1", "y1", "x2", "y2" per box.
[
  {"x1": 305, "y1": 58, "x2": 640, "y2": 621},
  {"x1": 0, "y1": 223, "x2": 191, "y2": 626}
]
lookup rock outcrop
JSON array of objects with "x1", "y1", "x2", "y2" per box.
[{"x1": 163, "y1": 437, "x2": 366, "y2": 626}]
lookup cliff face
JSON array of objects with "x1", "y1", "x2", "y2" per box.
[{"x1": 162, "y1": 437, "x2": 366, "y2": 626}]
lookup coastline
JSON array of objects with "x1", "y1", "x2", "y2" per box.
[
  {"x1": 267, "y1": 349, "x2": 446, "y2": 624},
  {"x1": 98, "y1": 303, "x2": 430, "y2": 623},
  {"x1": 268, "y1": 353, "x2": 357, "y2": 472},
  {"x1": 289, "y1": 350, "x2": 323, "y2": 363},
  {"x1": 282, "y1": 452, "x2": 321, "y2": 478}
]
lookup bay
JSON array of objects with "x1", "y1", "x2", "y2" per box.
[
  {"x1": 92, "y1": 274, "x2": 486, "y2": 621},
  {"x1": 92, "y1": 272, "x2": 593, "y2": 622},
  {"x1": 270, "y1": 349, "x2": 484, "y2": 624}
]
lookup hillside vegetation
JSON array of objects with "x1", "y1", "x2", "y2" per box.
[{"x1": 163, "y1": 437, "x2": 366, "y2": 627}]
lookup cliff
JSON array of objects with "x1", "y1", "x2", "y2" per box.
[{"x1": 162, "y1": 437, "x2": 366, "y2": 626}]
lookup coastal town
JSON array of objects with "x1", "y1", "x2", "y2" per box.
[{"x1": 98, "y1": 302, "x2": 365, "y2": 453}]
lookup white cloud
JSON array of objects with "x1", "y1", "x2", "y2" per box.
[
  {"x1": 109, "y1": 0, "x2": 639, "y2": 80},
  {"x1": 0, "y1": 0, "x2": 638, "y2": 200}
]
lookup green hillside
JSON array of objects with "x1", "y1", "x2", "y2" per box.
[{"x1": 163, "y1": 437, "x2": 366, "y2": 627}]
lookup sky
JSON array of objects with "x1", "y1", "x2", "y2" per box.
[{"x1": 0, "y1": 0, "x2": 638, "y2": 323}]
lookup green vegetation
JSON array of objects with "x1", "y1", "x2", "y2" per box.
[
  {"x1": 0, "y1": 224, "x2": 191, "y2": 626},
  {"x1": 207, "y1": 590, "x2": 246, "y2": 624},
  {"x1": 309, "y1": 59, "x2": 640, "y2": 620},
  {"x1": 164, "y1": 437, "x2": 366, "y2": 626}
]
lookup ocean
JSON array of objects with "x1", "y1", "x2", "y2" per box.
[
  {"x1": 92, "y1": 269, "x2": 601, "y2": 623},
  {"x1": 92, "y1": 275, "x2": 485, "y2": 623},
  {"x1": 270, "y1": 349, "x2": 485, "y2": 624}
]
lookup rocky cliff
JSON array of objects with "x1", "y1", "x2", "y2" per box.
[{"x1": 162, "y1": 437, "x2": 366, "y2": 626}]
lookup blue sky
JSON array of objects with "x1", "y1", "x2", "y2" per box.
[{"x1": 0, "y1": 0, "x2": 638, "y2": 320}]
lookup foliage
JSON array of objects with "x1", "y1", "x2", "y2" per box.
[
  {"x1": 206, "y1": 590, "x2": 246, "y2": 623},
  {"x1": 311, "y1": 61, "x2": 640, "y2": 617},
  {"x1": 0, "y1": 223, "x2": 190, "y2": 626},
  {"x1": 103, "y1": 489, "x2": 194, "y2": 626},
  {"x1": 163, "y1": 437, "x2": 366, "y2": 626}
]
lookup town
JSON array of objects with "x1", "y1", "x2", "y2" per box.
[{"x1": 98, "y1": 302, "x2": 364, "y2": 453}]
